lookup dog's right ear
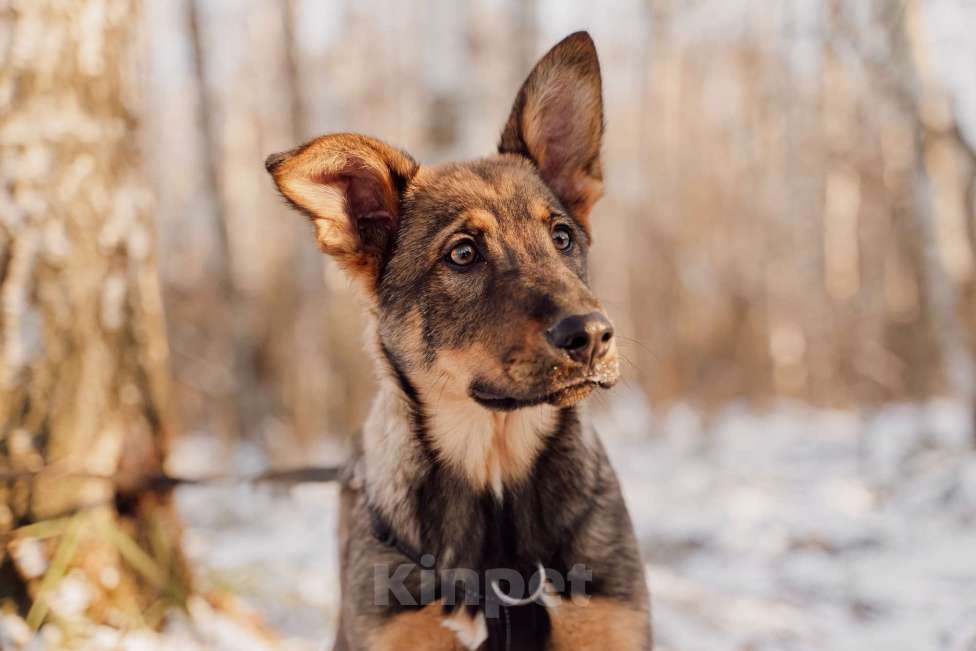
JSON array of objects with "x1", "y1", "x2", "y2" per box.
[{"x1": 265, "y1": 133, "x2": 417, "y2": 286}]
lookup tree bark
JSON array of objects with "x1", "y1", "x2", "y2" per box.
[{"x1": 0, "y1": 0, "x2": 188, "y2": 634}]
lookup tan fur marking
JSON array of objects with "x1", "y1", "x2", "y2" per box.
[
  {"x1": 566, "y1": 169, "x2": 604, "y2": 228},
  {"x1": 548, "y1": 597, "x2": 649, "y2": 650},
  {"x1": 463, "y1": 208, "x2": 497, "y2": 234},
  {"x1": 417, "y1": 347, "x2": 557, "y2": 496},
  {"x1": 369, "y1": 603, "x2": 464, "y2": 651},
  {"x1": 530, "y1": 197, "x2": 552, "y2": 222}
]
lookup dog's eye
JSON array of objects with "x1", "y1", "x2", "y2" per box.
[
  {"x1": 447, "y1": 240, "x2": 479, "y2": 267},
  {"x1": 552, "y1": 225, "x2": 573, "y2": 252}
]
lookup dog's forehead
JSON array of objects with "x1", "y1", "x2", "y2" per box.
[{"x1": 404, "y1": 156, "x2": 559, "y2": 232}]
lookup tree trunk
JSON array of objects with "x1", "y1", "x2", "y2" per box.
[
  {"x1": 899, "y1": 0, "x2": 976, "y2": 411},
  {"x1": 0, "y1": 0, "x2": 188, "y2": 637}
]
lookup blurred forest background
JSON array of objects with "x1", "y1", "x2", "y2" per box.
[
  {"x1": 3, "y1": 0, "x2": 976, "y2": 650},
  {"x1": 142, "y1": 0, "x2": 976, "y2": 457}
]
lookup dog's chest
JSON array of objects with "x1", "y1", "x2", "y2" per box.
[{"x1": 426, "y1": 399, "x2": 557, "y2": 499}]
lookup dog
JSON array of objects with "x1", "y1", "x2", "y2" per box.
[{"x1": 265, "y1": 31, "x2": 651, "y2": 651}]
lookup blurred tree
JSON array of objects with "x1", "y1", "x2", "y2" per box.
[
  {"x1": 185, "y1": 0, "x2": 260, "y2": 448},
  {"x1": 0, "y1": 0, "x2": 188, "y2": 632},
  {"x1": 866, "y1": 0, "x2": 976, "y2": 425}
]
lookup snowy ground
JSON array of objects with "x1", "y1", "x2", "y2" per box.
[
  {"x1": 602, "y1": 394, "x2": 976, "y2": 651},
  {"x1": 5, "y1": 396, "x2": 975, "y2": 650},
  {"x1": 167, "y1": 394, "x2": 976, "y2": 651}
]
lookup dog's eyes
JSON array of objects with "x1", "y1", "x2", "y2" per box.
[
  {"x1": 552, "y1": 224, "x2": 573, "y2": 252},
  {"x1": 447, "y1": 240, "x2": 480, "y2": 267}
]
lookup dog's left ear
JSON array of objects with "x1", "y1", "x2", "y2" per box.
[{"x1": 499, "y1": 31, "x2": 604, "y2": 232}]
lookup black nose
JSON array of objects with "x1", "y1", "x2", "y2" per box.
[{"x1": 546, "y1": 312, "x2": 614, "y2": 366}]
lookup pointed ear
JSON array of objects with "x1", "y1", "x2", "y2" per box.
[
  {"x1": 499, "y1": 31, "x2": 605, "y2": 232},
  {"x1": 265, "y1": 133, "x2": 417, "y2": 285}
]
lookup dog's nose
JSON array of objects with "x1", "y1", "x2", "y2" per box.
[{"x1": 546, "y1": 312, "x2": 614, "y2": 366}]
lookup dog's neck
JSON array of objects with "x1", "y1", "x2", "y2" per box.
[
  {"x1": 360, "y1": 351, "x2": 564, "y2": 547},
  {"x1": 422, "y1": 389, "x2": 557, "y2": 498},
  {"x1": 364, "y1": 363, "x2": 560, "y2": 494}
]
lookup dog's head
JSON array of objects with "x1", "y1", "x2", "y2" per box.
[{"x1": 266, "y1": 32, "x2": 617, "y2": 410}]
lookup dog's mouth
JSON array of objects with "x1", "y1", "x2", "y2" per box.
[{"x1": 470, "y1": 377, "x2": 616, "y2": 412}]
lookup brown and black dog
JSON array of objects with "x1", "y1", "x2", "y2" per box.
[{"x1": 266, "y1": 31, "x2": 651, "y2": 651}]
